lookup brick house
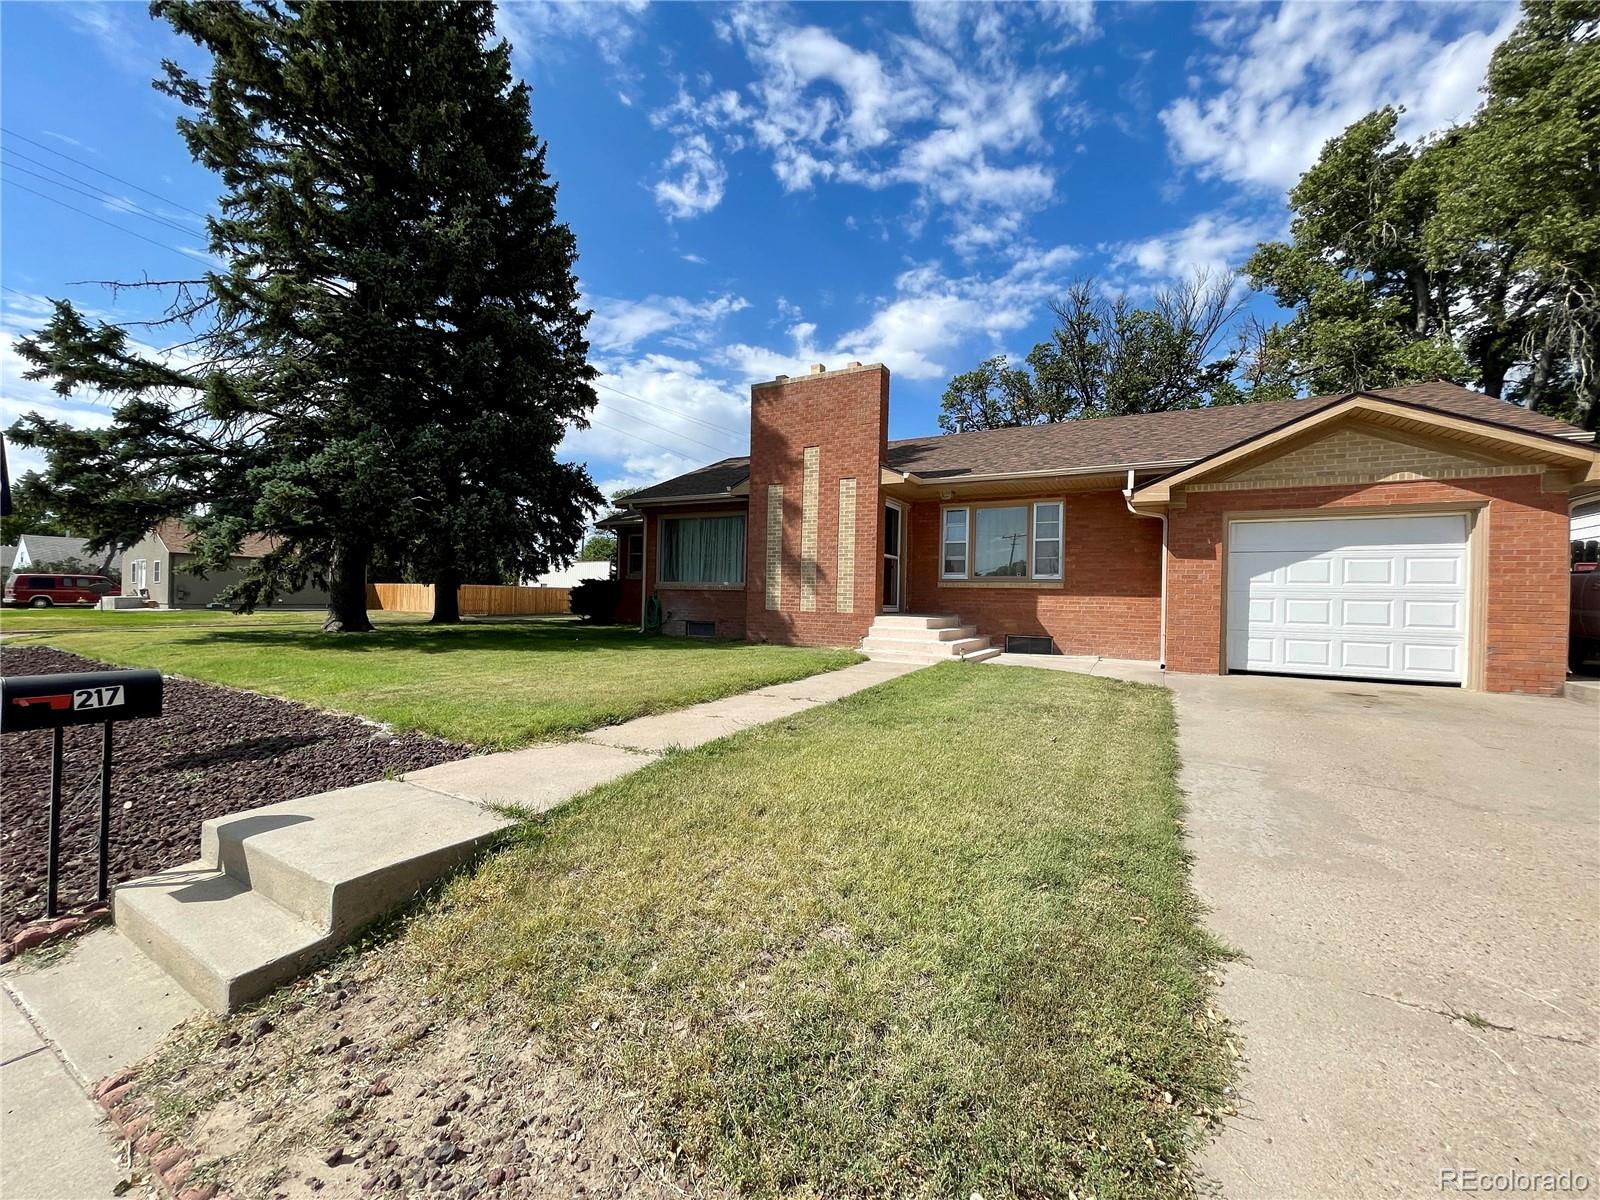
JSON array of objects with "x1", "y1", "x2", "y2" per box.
[{"x1": 609, "y1": 363, "x2": 1600, "y2": 695}]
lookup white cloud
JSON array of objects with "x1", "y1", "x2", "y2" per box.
[
  {"x1": 653, "y1": 133, "x2": 728, "y2": 220},
  {"x1": 587, "y1": 292, "x2": 750, "y2": 353},
  {"x1": 719, "y1": 243, "x2": 1081, "y2": 382},
  {"x1": 652, "y1": 4, "x2": 1081, "y2": 253},
  {"x1": 496, "y1": 0, "x2": 650, "y2": 70},
  {"x1": 1106, "y1": 211, "x2": 1280, "y2": 288},
  {"x1": 1162, "y1": 1, "x2": 1520, "y2": 192},
  {"x1": 563, "y1": 353, "x2": 750, "y2": 491}
]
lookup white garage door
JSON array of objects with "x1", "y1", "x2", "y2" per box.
[{"x1": 1227, "y1": 514, "x2": 1468, "y2": 684}]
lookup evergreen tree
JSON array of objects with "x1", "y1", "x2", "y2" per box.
[{"x1": 9, "y1": 0, "x2": 602, "y2": 628}]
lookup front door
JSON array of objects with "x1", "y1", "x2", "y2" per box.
[{"x1": 883, "y1": 501, "x2": 904, "y2": 612}]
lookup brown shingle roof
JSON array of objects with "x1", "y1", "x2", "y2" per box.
[
  {"x1": 621, "y1": 383, "x2": 1591, "y2": 500},
  {"x1": 625, "y1": 457, "x2": 750, "y2": 504},
  {"x1": 885, "y1": 383, "x2": 1590, "y2": 480},
  {"x1": 153, "y1": 518, "x2": 281, "y2": 559}
]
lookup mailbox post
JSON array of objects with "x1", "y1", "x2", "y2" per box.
[{"x1": 1, "y1": 669, "x2": 163, "y2": 918}]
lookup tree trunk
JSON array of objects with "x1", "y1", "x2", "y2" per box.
[
  {"x1": 323, "y1": 536, "x2": 374, "y2": 633},
  {"x1": 430, "y1": 564, "x2": 462, "y2": 624}
]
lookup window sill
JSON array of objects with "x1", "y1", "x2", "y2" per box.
[
  {"x1": 936, "y1": 578, "x2": 1064, "y2": 590},
  {"x1": 655, "y1": 582, "x2": 746, "y2": 592}
]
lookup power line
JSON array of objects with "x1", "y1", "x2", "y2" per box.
[
  {"x1": 588, "y1": 395, "x2": 727, "y2": 455},
  {"x1": 2, "y1": 179, "x2": 208, "y2": 268},
  {"x1": 0, "y1": 127, "x2": 211, "y2": 218},
  {"x1": 2, "y1": 155, "x2": 203, "y2": 239},
  {"x1": 593, "y1": 378, "x2": 742, "y2": 439},
  {"x1": 582, "y1": 415, "x2": 716, "y2": 463}
]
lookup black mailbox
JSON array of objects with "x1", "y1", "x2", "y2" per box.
[
  {"x1": 1, "y1": 669, "x2": 163, "y2": 733},
  {"x1": 1, "y1": 668, "x2": 165, "y2": 919}
]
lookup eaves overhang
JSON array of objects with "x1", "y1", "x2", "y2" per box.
[{"x1": 1129, "y1": 394, "x2": 1600, "y2": 507}]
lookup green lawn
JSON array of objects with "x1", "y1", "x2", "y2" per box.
[
  {"x1": 0, "y1": 605, "x2": 341, "y2": 632},
  {"x1": 407, "y1": 664, "x2": 1233, "y2": 1198},
  {"x1": 0, "y1": 621, "x2": 859, "y2": 747}
]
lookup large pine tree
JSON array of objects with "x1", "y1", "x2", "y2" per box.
[{"x1": 9, "y1": 0, "x2": 602, "y2": 628}]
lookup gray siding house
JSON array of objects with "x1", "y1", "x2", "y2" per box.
[{"x1": 120, "y1": 520, "x2": 329, "y2": 609}]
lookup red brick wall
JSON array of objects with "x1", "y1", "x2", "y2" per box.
[
  {"x1": 745, "y1": 365, "x2": 888, "y2": 647},
  {"x1": 643, "y1": 502, "x2": 750, "y2": 640},
  {"x1": 613, "y1": 531, "x2": 643, "y2": 625},
  {"x1": 902, "y1": 489, "x2": 1163, "y2": 659},
  {"x1": 1165, "y1": 474, "x2": 1570, "y2": 695}
]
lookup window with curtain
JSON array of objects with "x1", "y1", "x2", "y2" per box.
[
  {"x1": 659, "y1": 514, "x2": 746, "y2": 586},
  {"x1": 973, "y1": 505, "x2": 1029, "y2": 577}
]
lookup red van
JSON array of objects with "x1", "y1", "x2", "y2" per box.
[{"x1": 2, "y1": 573, "x2": 121, "y2": 607}]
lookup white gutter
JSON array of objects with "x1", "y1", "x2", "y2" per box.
[
  {"x1": 893, "y1": 458, "x2": 1192, "y2": 488},
  {"x1": 1124, "y1": 468, "x2": 1167, "y2": 671}
]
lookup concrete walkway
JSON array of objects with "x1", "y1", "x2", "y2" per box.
[
  {"x1": 3, "y1": 929, "x2": 203, "y2": 1198},
  {"x1": 1, "y1": 657, "x2": 918, "y2": 1200}
]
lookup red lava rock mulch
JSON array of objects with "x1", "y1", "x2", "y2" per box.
[{"x1": 0, "y1": 645, "x2": 472, "y2": 946}]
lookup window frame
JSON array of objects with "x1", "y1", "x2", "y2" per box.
[
  {"x1": 153, "y1": 559, "x2": 162, "y2": 585},
  {"x1": 624, "y1": 532, "x2": 643, "y2": 579},
  {"x1": 940, "y1": 507, "x2": 969, "y2": 580},
  {"x1": 655, "y1": 511, "x2": 747, "y2": 590},
  {"x1": 938, "y1": 498, "x2": 1066, "y2": 585}
]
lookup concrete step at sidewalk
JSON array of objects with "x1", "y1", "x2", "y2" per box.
[
  {"x1": 864, "y1": 645, "x2": 1002, "y2": 665},
  {"x1": 861, "y1": 635, "x2": 991, "y2": 657},
  {"x1": 114, "y1": 863, "x2": 331, "y2": 1014},
  {"x1": 198, "y1": 780, "x2": 511, "y2": 935}
]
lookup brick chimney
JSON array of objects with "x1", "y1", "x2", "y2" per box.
[{"x1": 745, "y1": 363, "x2": 890, "y2": 646}]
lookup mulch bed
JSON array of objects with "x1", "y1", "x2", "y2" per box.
[{"x1": 0, "y1": 645, "x2": 472, "y2": 942}]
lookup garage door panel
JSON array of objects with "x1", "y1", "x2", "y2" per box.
[
  {"x1": 1402, "y1": 643, "x2": 1460, "y2": 675},
  {"x1": 1227, "y1": 515, "x2": 1466, "y2": 684},
  {"x1": 1343, "y1": 558, "x2": 1393, "y2": 584},
  {"x1": 1403, "y1": 599, "x2": 1461, "y2": 631},
  {"x1": 1340, "y1": 641, "x2": 1393, "y2": 672},
  {"x1": 1404, "y1": 557, "x2": 1460, "y2": 586},
  {"x1": 1284, "y1": 598, "x2": 1333, "y2": 626}
]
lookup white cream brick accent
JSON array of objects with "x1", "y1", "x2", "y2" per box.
[
  {"x1": 799, "y1": 447, "x2": 819, "y2": 612},
  {"x1": 765, "y1": 484, "x2": 784, "y2": 611},
  {"x1": 1221, "y1": 426, "x2": 1501, "y2": 488},
  {"x1": 835, "y1": 478, "x2": 856, "y2": 613}
]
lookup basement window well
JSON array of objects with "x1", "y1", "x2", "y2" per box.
[{"x1": 1004, "y1": 634, "x2": 1056, "y2": 655}]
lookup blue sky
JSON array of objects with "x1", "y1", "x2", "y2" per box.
[{"x1": 1, "y1": 0, "x2": 1519, "y2": 499}]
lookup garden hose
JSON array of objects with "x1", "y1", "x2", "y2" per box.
[{"x1": 643, "y1": 593, "x2": 663, "y2": 632}]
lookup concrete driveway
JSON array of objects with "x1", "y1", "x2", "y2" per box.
[{"x1": 1175, "y1": 673, "x2": 1599, "y2": 1198}]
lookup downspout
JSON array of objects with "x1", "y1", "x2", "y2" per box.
[{"x1": 1124, "y1": 469, "x2": 1167, "y2": 671}]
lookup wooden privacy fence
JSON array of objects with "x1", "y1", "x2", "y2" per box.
[{"x1": 367, "y1": 582, "x2": 571, "y2": 616}]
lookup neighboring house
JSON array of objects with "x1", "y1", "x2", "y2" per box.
[
  {"x1": 524, "y1": 560, "x2": 611, "y2": 588},
  {"x1": 120, "y1": 519, "x2": 329, "y2": 609},
  {"x1": 613, "y1": 362, "x2": 1600, "y2": 696},
  {"x1": 12, "y1": 533, "x2": 117, "y2": 573},
  {"x1": 1573, "y1": 498, "x2": 1600, "y2": 546},
  {"x1": 0, "y1": 544, "x2": 16, "y2": 580}
]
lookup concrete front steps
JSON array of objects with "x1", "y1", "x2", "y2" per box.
[
  {"x1": 114, "y1": 780, "x2": 511, "y2": 1013},
  {"x1": 860, "y1": 613, "x2": 1000, "y2": 664}
]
